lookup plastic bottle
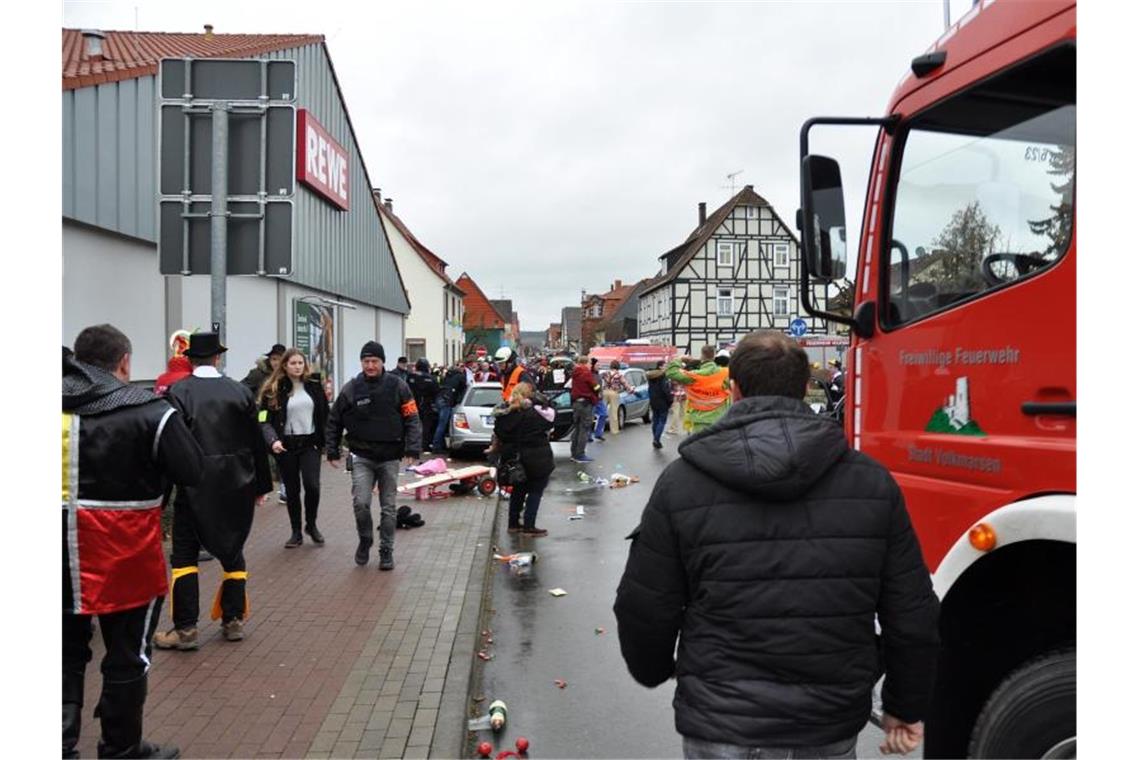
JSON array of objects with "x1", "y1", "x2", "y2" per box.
[{"x1": 489, "y1": 699, "x2": 508, "y2": 731}]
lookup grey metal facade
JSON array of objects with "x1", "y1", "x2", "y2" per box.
[{"x1": 61, "y1": 42, "x2": 409, "y2": 313}]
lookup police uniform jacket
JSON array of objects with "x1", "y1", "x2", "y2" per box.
[{"x1": 326, "y1": 370, "x2": 423, "y2": 463}]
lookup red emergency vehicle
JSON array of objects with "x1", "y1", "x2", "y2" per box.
[{"x1": 797, "y1": 2, "x2": 1074, "y2": 757}]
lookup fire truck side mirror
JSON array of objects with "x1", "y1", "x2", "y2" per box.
[{"x1": 800, "y1": 154, "x2": 848, "y2": 282}]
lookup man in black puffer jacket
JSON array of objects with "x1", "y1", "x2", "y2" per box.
[{"x1": 614, "y1": 330, "x2": 939, "y2": 759}]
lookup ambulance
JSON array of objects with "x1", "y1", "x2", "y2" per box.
[{"x1": 797, "y1": 2, "x2": 1075, "y2": 756}]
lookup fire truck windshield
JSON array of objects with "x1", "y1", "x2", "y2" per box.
[{"x1": 884, "y1": 46, "x2": 1075, "y2": 328}]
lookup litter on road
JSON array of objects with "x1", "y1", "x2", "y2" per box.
[
  {"x1": 549, "y1": 588, "x2": 567, "y2": 597},
  {"x1": 554, "y1": 678, "x2": 567, "y2": 689}
]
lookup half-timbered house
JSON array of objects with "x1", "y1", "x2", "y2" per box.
[{"x1": 638, "y1": 185, "x2": 829, "y2": 353}]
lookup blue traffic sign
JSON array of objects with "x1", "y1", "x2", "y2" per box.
[{"x1": 789, "y1": 318, "x2": 807, "y2": 337}]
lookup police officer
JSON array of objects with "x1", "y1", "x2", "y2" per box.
[
  {"x1": 326, "y1": 341, "x2": 423, "y2": 570},
  {"x1": 406, "y1": 357, "x2": 440, "y2": 452},
  {"x1": 63, "y1": 325, "x2": 205, "y2": 759},
  {"x1": 155, "y1": 332, "x2": 274, "y2": 651}
]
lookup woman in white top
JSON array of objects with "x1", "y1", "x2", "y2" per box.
[{"x1": 258, "y1": 349, "x2": 330, "y2": 548}]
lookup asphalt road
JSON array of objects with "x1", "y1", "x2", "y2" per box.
[{"x1": 464, "y1": 418, "x2": 894, "y2": 759}]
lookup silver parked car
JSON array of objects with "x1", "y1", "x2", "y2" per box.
[
  {"x1": 610, "y1": 367, "x2": 651, "y2": 429},
  {"x1": 449, "y1": 382, "x2": 505, "y2": 455}
]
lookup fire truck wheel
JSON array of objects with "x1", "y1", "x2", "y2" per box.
[{"x1": 967, "y1": 648, "x2": 1075, "y2": 759}]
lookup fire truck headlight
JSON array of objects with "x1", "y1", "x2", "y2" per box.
[{"x1": 968, "y1": 522, "x2": 998, "y2": 552}]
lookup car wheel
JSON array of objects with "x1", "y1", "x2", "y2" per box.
[
  {"x1": 641, "y1": 409, "x2": 651, "y2": 423},
  {"x1": 968, "y1": 648, "x2": 1075, "y2": 758},
  {"x1": 618, "y1": 405, "x2": 626, "y2": 430}
]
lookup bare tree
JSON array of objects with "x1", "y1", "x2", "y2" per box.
[
  {"x1": 1026, "y1": 145, "x2": 1075, "y2": 259},
  {"x1": 931, "y1": 201, "x2": 1002, "y2": 289}
]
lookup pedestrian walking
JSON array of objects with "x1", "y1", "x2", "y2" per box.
[
  {"x1": 63, "y1": 327, "x2": 205, "y2": 759},
  {"x1": 614, "y1": 331, "x2": 940, "y2": 759},
  {"x1": 665, "y1": 346, "x2": 731, "y2": 434},
  {"x1": 407, "y1": 357, "x2": 441, "y2": 453},
  {"x1": 589, "y1": 357, "x2": 608, "y2": 442},
  {"x1": 602, "y1": 359, "x2": 634, "y2": 435},
  {"x1": 325, "y1": 341, "x2": 422, "y2": 570},
  {"x1": 665, "y1": 380, "x2": 686, "y2": 436},
  {"x1": 569, "y1": 355, "x2": 600, "y2": 463},
  {"x1": 257, "y1": 348, "x2": 330, "y2": 549},
  {"x1": 432, "y1": 362, "x2": 468, "y2": 454},
  {"x1": 155, "y1": 332, "x2": 274, "y2": 650},
  {"x1": 239, "y1": 343, "x2": 285, "y2": 396},
  {"x1": 645, "y1": 360, "x2": 672, "y2": 449},
  {"x1": 493, "y1": 382, "x2": 555, "y2": 536}
]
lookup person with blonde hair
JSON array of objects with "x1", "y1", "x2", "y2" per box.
[
  {"x1": 258, "y1": 348, "x2": 330, "y2": 548},
  {"x1": 493, "y1": 382, "x2": 556, "y2": 536}
]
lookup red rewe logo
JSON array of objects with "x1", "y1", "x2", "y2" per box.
[{"x1": 296, "y1": 109, "x2": 350, "y2": 210}]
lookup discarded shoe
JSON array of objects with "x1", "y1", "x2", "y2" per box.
[
  {"x1": 153, "y1": 627, "x2": 198, "y2": 651},
  {"x1": 222, "y1": 619, "x2": 244, "y2": 641}
]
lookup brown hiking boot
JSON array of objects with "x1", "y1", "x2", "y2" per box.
[
  {"x1": 153, "y1": 627, "x2": 198, "y2": 651},
  {"x1": 222, "y1": 619, "x2": 245, "y2": 641}
]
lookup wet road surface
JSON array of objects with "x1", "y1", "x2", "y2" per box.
[{"x1": 465, "y1": 419, "x2": 891, "y2": 759}]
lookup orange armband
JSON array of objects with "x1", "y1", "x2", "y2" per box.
[{"x1": 401, "y1": 400, "x2": 419, "y2": 416}]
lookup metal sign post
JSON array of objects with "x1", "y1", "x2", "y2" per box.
[{"x1": 211, "y1": 104, "x2": 229, "y2": 368}]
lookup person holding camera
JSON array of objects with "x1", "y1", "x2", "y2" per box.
[
  {"x1": 257, "y1": 348, "x2": 330, "y2": 549},
  {"x1": 493, "y1": 382, "x2": 556, "y2": 537}
]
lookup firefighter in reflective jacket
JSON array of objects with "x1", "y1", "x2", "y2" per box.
[
  {"x1": 665, "y1": 345, "x2": 732, "y2": 434},
  {"x1": 63, "y1": 327, "x2": 205, "y2": 759},
  {"x1": 494, "y1": 346, "x2": 535, "y2": 403}
]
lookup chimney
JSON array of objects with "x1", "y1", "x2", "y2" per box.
[
  {"x1": 613, "y1": 279, "x2": 622, "y2": 291},
  {"x1": 698, "y1": 202, "x2": 707, "y2": 225},
  {"x1": 372, "y1": 188, "x2": 383, "y2": 204},
  {"x1": 81, "y1": 30, "x2": 106, "y2": 59},
  {"x1": 744, "y1": 184, "x2": 754, "y2": 192},
  {"x1": 203, "y1": 24, "x2": 215, "y2": 40},
  {"x1": 384, "y1": 197, "x2": 393, "y2": 211}
]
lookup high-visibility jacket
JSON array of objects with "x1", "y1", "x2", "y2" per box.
[
  {"x1": 62, "y1": 353, "x2": 204, "y2": 615},
  {"x1": 665, "y1": 359, "x2": 731, "y2": 428},
  {"x1": 502, "y1": 365, "x2": 527, "y2": 402}
]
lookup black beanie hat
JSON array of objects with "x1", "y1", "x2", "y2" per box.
[{"x1": 360, "y1": 341, "x2": 385, "y2": 361}]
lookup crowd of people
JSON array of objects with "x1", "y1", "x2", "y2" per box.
[{"x1": 62, "y1": 322, "x2": 870, "y2": 758}]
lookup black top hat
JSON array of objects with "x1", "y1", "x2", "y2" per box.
[{"x1": 185, "y1": 332, "x2": 228, "y2": 358}]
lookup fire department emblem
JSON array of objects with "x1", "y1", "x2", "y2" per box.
[{"x1": 925, "y1": 377, "x2": 986, "y2": 436}]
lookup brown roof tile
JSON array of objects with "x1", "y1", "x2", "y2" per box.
[{"x1": 62, "y1": 29, "x2": 324, "y2": 90}]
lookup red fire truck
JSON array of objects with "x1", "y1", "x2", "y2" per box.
[{"x1": 797, "y1": 2, "x2": 1074, "y2": 757}]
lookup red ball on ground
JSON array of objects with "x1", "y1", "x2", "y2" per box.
[
  {"x1": 516, "y1": 736, "x2": 530, "y2": 752},
  {"x1": 477, "y1": 741, "x2": 493, "y2": 757}
]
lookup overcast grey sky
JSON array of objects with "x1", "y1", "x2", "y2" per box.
[{"x1": 63, "y1": 0, "x2": 975, "y2": 329}]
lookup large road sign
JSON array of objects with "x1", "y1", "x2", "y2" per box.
[{"x1": 157, "y1": 58, "x2": 296, "y2": 276}]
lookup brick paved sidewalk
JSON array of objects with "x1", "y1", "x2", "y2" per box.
[{"x1": 78, "y1": 464, "x2": 496, "y2": 759}]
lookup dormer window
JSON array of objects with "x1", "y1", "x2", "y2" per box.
[{"x1": 82, "y1": 30, "x2": 106, "y2": 59}]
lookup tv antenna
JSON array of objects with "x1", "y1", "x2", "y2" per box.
[{"x1": 722, "y1": 170, "x2": 744, "y2": 193}]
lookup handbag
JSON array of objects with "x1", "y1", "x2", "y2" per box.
[{"x1": 498, "y1": 454, "x2": 528, "y2": 487}]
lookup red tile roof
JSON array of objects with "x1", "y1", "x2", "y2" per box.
[
  {"x1": 62, "y1": 29, "x2": 324, "y2": 90},
  {"x1": 457, "y1": 273, "x2": 507, "y2": 331}
]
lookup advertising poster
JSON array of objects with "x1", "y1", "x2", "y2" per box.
[{"x1": 295, "y1": 300, "x2": 335, "y2": 395}]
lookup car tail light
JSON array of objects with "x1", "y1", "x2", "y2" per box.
[{"x1": 454, "y1": 413, "x2": 469, "y2": 430}]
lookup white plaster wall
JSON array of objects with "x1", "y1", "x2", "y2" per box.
[
  {"x1": 178, "y1": 275, "x2": 278, "y2": 379},
  {"x1": 63, "y1": 222, "x2": 167, "y2": 380},
  {"x1": 378, "y1": 310, "x2": 405, "y2": 357},
  {"x1": 342, "y1": 301, "x2": 379, "y2": 378},
  {"x1": 383, "y1": 215, "x2": 444, "y2": 363}
]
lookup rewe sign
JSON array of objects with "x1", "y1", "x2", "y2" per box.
[{"x1": 297, "y1": 110, "x2": 350, "y2": 210}]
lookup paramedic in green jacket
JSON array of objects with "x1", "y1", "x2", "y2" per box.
[{"x1": 665, "y1": 346, "x2": 731, "y2": 434}]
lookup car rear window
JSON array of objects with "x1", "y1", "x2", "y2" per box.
[{"x1": 464, "y1": 387, "x2": 503, "y2": 407}]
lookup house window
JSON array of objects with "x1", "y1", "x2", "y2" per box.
[
  {"x1": 745, "y1": 206, "x2": 758, "y2": 219},
  {"x1": 717, "y1": 288, "x2": 734, "y2": 316},
  {"x1": 717, "y1": 242, "x2": 734, "y2": 267},
  {"x1": 774, "y1": 243, "x2": 790, "y2": 268},
  {"x1": 773, "y1": 286, "x2": 793, "y2": 316}
]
